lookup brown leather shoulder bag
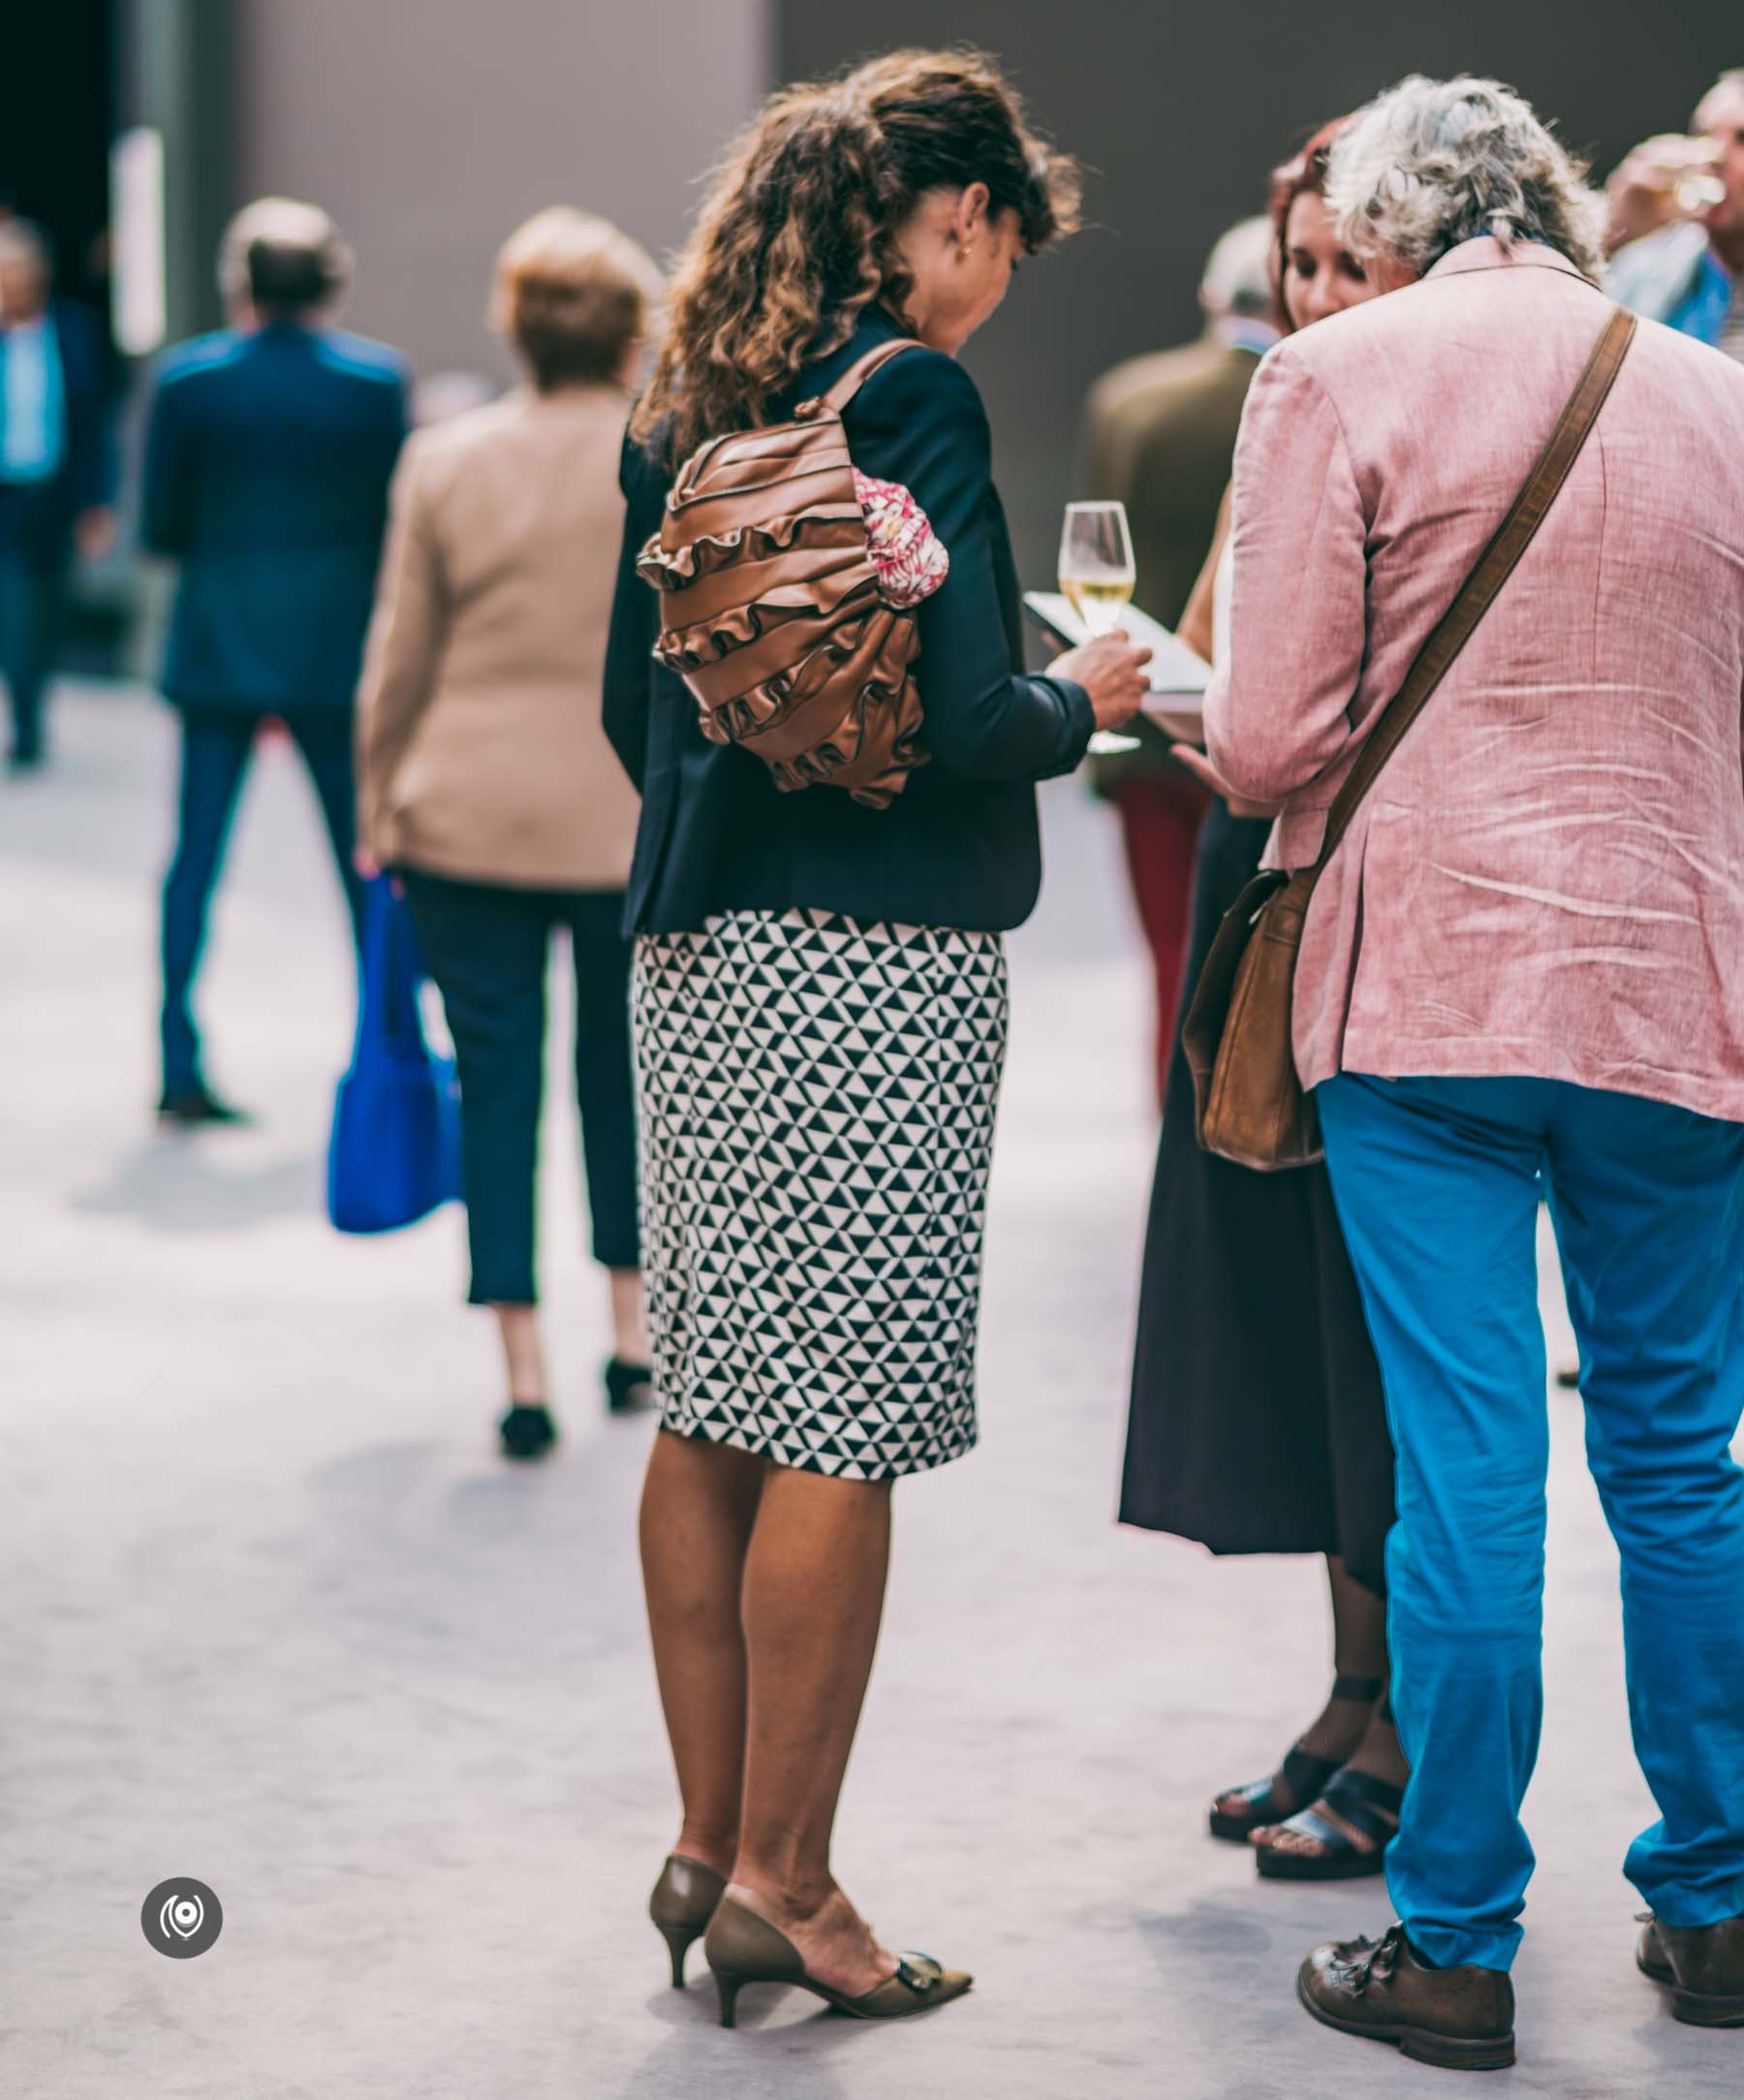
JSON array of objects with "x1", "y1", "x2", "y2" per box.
[
  {"x1": 636, "y1": 337, "x2": 929, "y2": 811},
  {"x1": 1182, "y1": 303, "x2": 1636, "y2": 1172}
]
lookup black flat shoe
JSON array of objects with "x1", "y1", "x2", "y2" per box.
[
  {"x1": 157, "y1": 1084, "x2": 255, "y2": 1128},
  {"x1": 1255, "y1": 1767, "x2": 1404, "y2": 1880},
  {"x1": 604, "y1": 1357, "x2": 656, "y2": 1415},
  {"x1": 498, "y1": 1402, "x2": 558, "y2": 1461},
  {"x1": 1208, "y1": 1674, "x2": 1384, "y2": 1843}
]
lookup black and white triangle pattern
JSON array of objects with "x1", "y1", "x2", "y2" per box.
[{"x1": 631, "y1": 907, "x2": 1010, "y2": 1481}]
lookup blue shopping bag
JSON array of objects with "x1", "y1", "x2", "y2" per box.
[{"x1": 327, "y1": 877, "x2": 462, "y2": 1235}]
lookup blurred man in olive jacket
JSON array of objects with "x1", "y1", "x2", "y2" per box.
[{"x1": 1075, "y1": 217, "x2": 1276, "y2": 1104}]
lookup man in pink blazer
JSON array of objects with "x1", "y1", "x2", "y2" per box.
[{"x1": 1204, "y1": 77, "x2": 1744, "y2": 2070}]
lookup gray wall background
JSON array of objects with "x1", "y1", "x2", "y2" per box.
[
  {"x1": 228, "y1": 0, "x2": 772, "y2": 384},
  {"x1": 206, "y1": 2, "x2": 1738, "y2": 581},
  {"x1": 778, "y1": 2, "x2": 1740, "y2": 580}
]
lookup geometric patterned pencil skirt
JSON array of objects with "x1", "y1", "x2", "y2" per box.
[{"x1": 630, "y1": 906, "x2": 1010, "y2": 1482}]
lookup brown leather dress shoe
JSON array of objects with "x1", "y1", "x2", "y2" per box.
[
  {"x1": 1637, "y1": 1910, "x2": 1744, "y2": 2026},
  {"x1": 1298, "y1": 1924, "x2": 1516, "y2": 2071}
]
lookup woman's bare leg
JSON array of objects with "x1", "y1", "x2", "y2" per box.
[
  {"x1": 493, "y1": 1302, "x2": 547, "y2": 1405},
  {"x1": 639, "y1": 1429, "x2": 767, "y2": 1875},
  {"x1": 1316, "y1": 1554, "x2": 1408, "y2": 1783},
  {"x1": 727, "y1": 1465, "x2": 898, "y2": 1997},
  {"x1": 608, "y1": 1267, "x2": 650, "y2": 1364},
  {"x1": 1295, "y1": 1554, "x2": 1388, "y2": 1757},
  {"x1": 1252, "y1": 1556, "x2": 1410, "y2": 1864}
]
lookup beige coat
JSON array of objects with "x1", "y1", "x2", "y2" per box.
[{"x1": 356, "y1": 385, "x2": 640, "y2": 890}]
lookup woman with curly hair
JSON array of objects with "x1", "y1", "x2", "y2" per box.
[{"x1": 603, "y1": 47, "x2": 1148, "y2": 2026}]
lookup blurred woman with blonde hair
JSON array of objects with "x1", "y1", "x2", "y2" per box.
[{"x1": 357, "y1": 206, "x2": 662, "y2": 1459}]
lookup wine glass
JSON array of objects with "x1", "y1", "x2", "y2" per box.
[
  {"x1": 1662, "y1": 137, "x2": 1727, "y2": 216},
  {"x1": 1059, "y1": 500, "x2": 1142, "y2": 755}
]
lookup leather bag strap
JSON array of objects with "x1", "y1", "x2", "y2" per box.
[
  {"x1": 807, "y1": 335, "x2": 926, "y2": 418},
  {"x1": 1308, "y1": 303, "x2": 1636, "y2": 880}
]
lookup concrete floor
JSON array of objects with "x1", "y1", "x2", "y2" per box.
[{"x1": 2, "y1": 682, "x2": 1737, "y2": 2099}]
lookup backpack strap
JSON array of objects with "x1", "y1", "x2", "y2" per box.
[{"x1": 795, "y1": 336, "x2": 926, "y2": 421}]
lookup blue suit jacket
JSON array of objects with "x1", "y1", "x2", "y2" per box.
[
  {"x1": 142, "y1": 322, "x2": 409, "y2": 714},
  {"x1": 0, "y1": 298, "x2": 112, "y2": 563}
]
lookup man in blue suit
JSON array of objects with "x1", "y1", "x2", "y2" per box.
[
  {"x1": 142, "y1": 199, "x2": 409, "y2": 1123},
  {"x1": 0, "y1": 219, "x2": 115, "y2": 772}
]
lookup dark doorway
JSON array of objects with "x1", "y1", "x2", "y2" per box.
[{"x1": 1, "y1": 0, "x2": 115, "y2": 327}]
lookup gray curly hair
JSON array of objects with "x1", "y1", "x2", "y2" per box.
[{"x1": 1324, "y1": 76, "x2": 1606, "y2": 283}]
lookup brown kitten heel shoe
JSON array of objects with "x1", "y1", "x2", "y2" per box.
[
  {"x1": 648, "y1": 1855, "x2": 728, "y2": 1989},
  {"x1": 1637, "y1": 1910, "x2": 1744, "y2": 2027},
  {"x1": 702, "y1": 1895, "x2": 972, "y2": 2028},
  {"x1": 1298, "y1": 1925, "x2": 1515, "y2": 2072}
]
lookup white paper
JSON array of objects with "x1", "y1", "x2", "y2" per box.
[{"x1": 1022, "y1": 591, "x2": 1212, "y2": 701}]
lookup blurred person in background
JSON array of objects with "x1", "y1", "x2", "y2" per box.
[
  {"x1": 1205, "y1": 76, "x2": 1744, "y2": 2066},
  {"x1": 1121, "y1": 120, "x2": 1405, "y2": 1889},
  {"x1": 607, "y1": 48, "x2": 1146, "y2": 2029},
  {"x1": 0, "y1": 218, "x2": 114, "y2": 773},
  {"x1": 1606, "y1": 68, "x2": 1744, "y2": 360},
  {"x1": 1075, "y1": 217, "x2": 1277, "y2": 1104},
  {"x1": 356, "y1": 207, "x2": 661, "y2": 1459},
  {"x1": 142, "y1": 201, "x2": 409, "y2": 1125}
]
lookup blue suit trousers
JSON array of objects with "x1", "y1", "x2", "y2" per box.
[
  {"x1": 1317, "y1": 1073, "x2": 1744, "y2": 1972},
  {"x1": 160, "y1": 708, "x2": 363, "y2": 1093}
]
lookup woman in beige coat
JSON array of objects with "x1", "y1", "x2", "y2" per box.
[{"x1": 356, "y1": 208, "x2": 660, "y2": 1459}]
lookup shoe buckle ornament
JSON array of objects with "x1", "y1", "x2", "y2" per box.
[
  {"x1": 895, "y1": 1956, "x2": 939, "y2": 1993},
  {"x1": 1339, "y1": 1928, "x2": 1401, "y2": 1996}
]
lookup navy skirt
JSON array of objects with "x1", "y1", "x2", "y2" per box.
[{"x1": 1119, "y1": 801, "x2": 1395, "y2": 1594}]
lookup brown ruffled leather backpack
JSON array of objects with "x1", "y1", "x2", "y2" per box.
[{"x1": 636, "y1": 339, "x2": 929, "y2": 810}]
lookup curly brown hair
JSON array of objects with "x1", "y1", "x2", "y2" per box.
[{"x1": 632, "y1": 47, "x2": 1081, "y2": 456}]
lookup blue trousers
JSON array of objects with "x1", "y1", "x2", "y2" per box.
[
  {"x1": 160, "y1": 709, "x2": 363, "y2": 1094},
  {"x1": 0, "y1": 542, "x2": 64, "y2": 762},
  {"x1": 1318, "y1": 1073, "x2": 1744, "y2": 1973}
]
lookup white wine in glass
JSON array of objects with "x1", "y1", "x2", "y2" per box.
[{"x1": 1059, "y1": 500, "x2": 1141, "y2": 754}]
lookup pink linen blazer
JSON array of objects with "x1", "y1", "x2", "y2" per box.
[{"x1": 1204, "y1": 237, "x2": 1744, "y2": 1123}]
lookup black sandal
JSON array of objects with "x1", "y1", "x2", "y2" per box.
[
  {"x1": 1207, "y1": 1675, "x2": 1385, "y2": 1843},
  {"x1": 1254, "y1": 1766, "x2": 1404, "y2": 1880}
]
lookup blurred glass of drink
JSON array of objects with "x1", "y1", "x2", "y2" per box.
[
  {"x1": 1651, "y1": 136, "x2": 1727, "y2": 216},
  {"x1": 1060, "y1": 500, "x2": 1141, "y2": 755}
]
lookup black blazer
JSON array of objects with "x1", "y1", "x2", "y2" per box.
[{"x1": 603, "y1": 304, "x2": 1093, "y2": 934}]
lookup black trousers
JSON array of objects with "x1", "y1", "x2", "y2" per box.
[{"x1": 400, "y1": 868, "x2": 640, "y2": 1302}]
